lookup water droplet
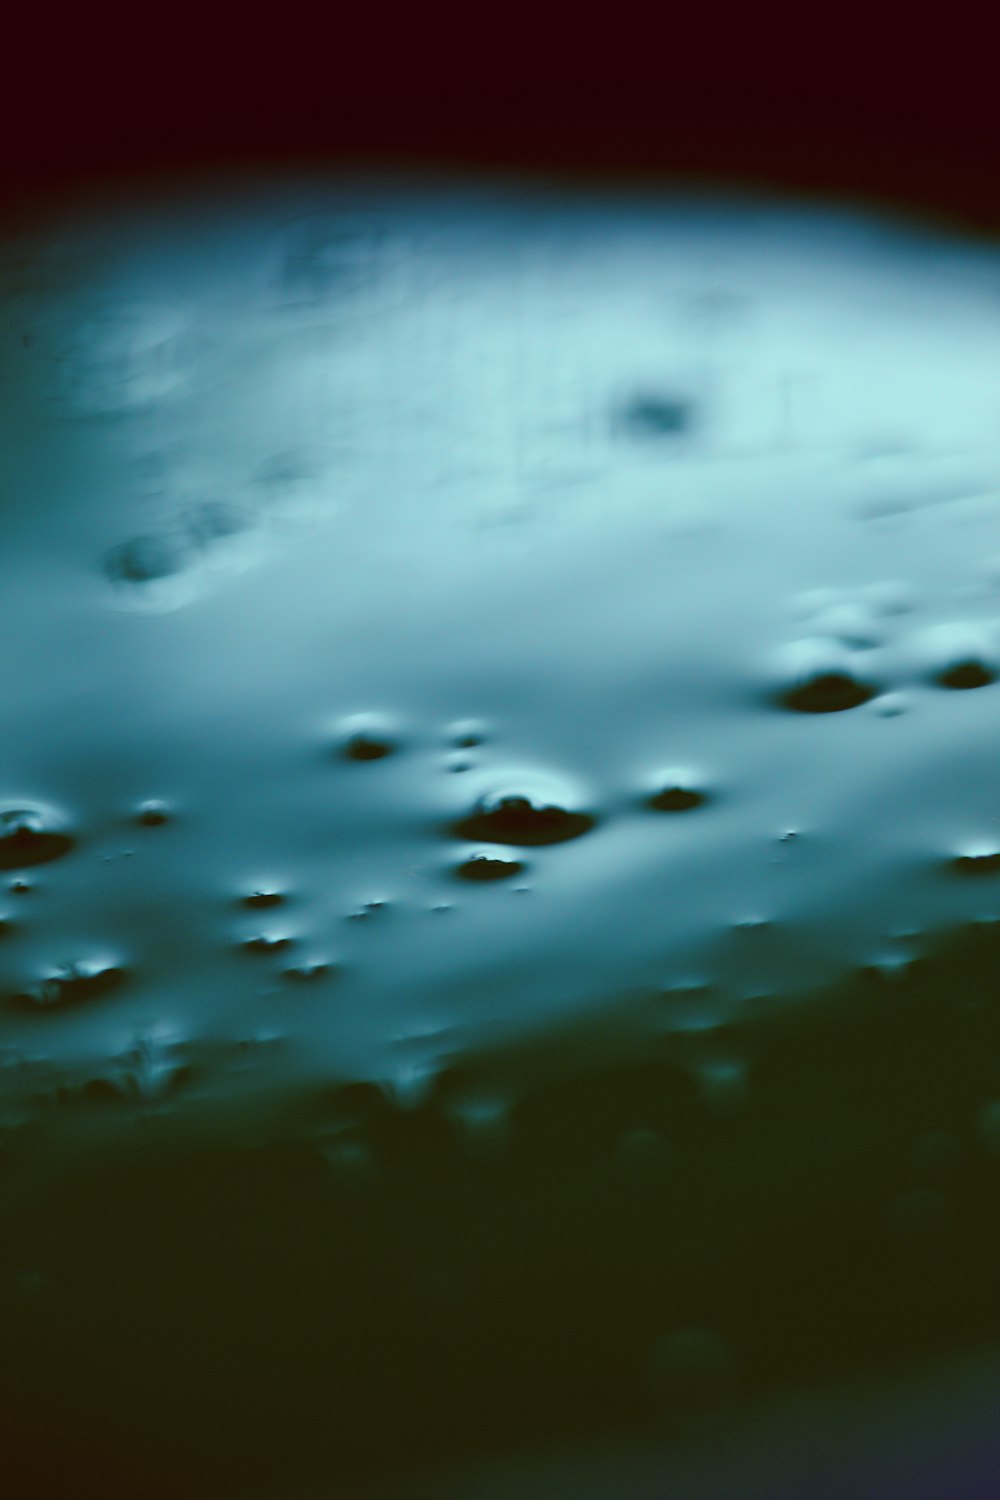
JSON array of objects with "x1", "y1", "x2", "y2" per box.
[
  {"x1": 809, "y1": 602, "x2": 884, "y2": 650},
  {"x1": 916, "y1": 624, "x2": 999, "y2": 691},
  {"x1": 9, "y1": 958, "x2": 126, "y2": 1012},
  {"x1": 864, "y1": 580, "x2": 914, "y2": 616},
  {"x1": 775, "y1": 640, "x2": 879, "y2": 714},
  {"x1": 874, "y1": 692, "x2": 908, "y2": 717},
  {"x1": 283, "y1": 960, "x2": 334, "y2": 983},
  {"x1": 0, "y1": 806, "x2": 74, "y2": 870},
  {"x1": 30, "y1": 300, "x2": 191, "y2": 414},
  {"x1": 448, "y1": 720, "x2": 487, "y2": 749},
  {"x1": 337, "y1": 715, "x2": 400, "y2": 762},
  {"x1": 250, "y1": 446, "x2": 339, "y2": 528},
  {"x1": 618, "y1": 391, "x2": 695, "y2": 438},
  {"x1": 241, "y1": 933, "x2": 293, "y2": 955},
  {"x1": 658, "y1": 981, "x2": 730, "y2": 1034},
  {"x1": 136, "y1": 800, "x2": 170, "y2": 827},
  {"x1": 937, "y1": 660, "x2": 997, "y2": 690},
  {"x1": 104, "y1": 532, "x2": 191, "y2": 585},
  {"x1": 950, "y1": 847, "x2": 1000, "y2": 877},
  {"x1": 101, "y1": 529, "x2": 201, "y2": 612},
  {"x1": 241, "y1": 889, "x2": 286, "y2": 909},
  {"x1": 455, "y1": 851, "x2": 525, "y2": 882},
  {"x1": 452, "y1": 777, "x2": 596, "y2": 847},
  {"x1": 347, "y1": 899, "x2": 389, "y2": 921},
  {"x1": 117, "y1": 1033, "x2": 193, "y2": 1103},
  {"x1": 180, "y1": 500, "x2": 254, "y2": 548},
  {"x1": 648, "y1": 774, "x2": 707, "y2": 812}
]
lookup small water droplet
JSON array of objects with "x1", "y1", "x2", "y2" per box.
[
  {"x1": 916, "y1": 623, "x2": 999, "y2": 691},
  {"x1": 648, "y1": 774, "x2": 707, "y2": 812},
  {"x1": 248, "y1": 445, "x2": 341, "y2": 529},
  {"x1": 241, "y1": 889, "x2": 286, "y2": 909},
  {"x1": 283, "y1": 960, "x2": 334, "y2": 983},
  {"x1": 136, "y1": 800, "x2": 170, "y2": 827},
  {"x1": 241, "y1": 933, "x2": 293, "y2": 954},
  {"x1": 456, "y1": 851, "x2": 525, "y2": 882},
  {"x1": 448, "y1": 720, "x2": 487, "y2": 749},
  {"x1": 180, "y1": 500, "x2": 254, "y2": 547},
  {"x1": 337, "y1": 715, "x2": 400, "y2": 762}
]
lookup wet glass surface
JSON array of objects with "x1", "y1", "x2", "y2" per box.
[{"x1": 2, "y1": 175, "x2": 1000, "y2": 1497}]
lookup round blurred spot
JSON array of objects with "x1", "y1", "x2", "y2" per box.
[
  {"x1": 0, "y1": 805, "x2": 75, "y2": 870},
  {"x1": 456, "y1": 851, "x2": 524, "y2": 882}
]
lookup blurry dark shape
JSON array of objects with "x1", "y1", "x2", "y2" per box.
[
  {"x1": 936, "y1": 660, "x2": 996, "y2": 690},
  {"x1": 780, "y1": 670, "x2": 877, "y2": 714},
  {"x1": 8, "y1": 959, "x2": 126, "y2": 1012},
  {"x1": 619, "y1": 392, "x2": 696, "y2": 438},
  {"x1": 951, "y1": 850, "x2": 1000, "y2": 877},
  {"x1": 283, "y1": 961, "x2": 334, "y2": 982},
  {"x1": 343, "y1": 732, "x2": 396, "y2": 761},
  {"x1": 275, "y1": 214, "x2": 390, "y2": 307},
  {"x1": 242, "y1": 934, "x2": 293, "y2": 954},
  {"x1": 136, "y1": 800, "x2": 170, "y2": 827},
  {"x1": 456, "y1": 852, "x2": 525, "y2": 881},
  {"x1": 180, "y1": 501, "x2": 254, "y2": 547},
  {"x1": 242, "y1": 890, "x2": 286, "y2": 909},
  {"x1": 103, "y1": 531, "x2": 191, "y2": 585},
  {"x1": 453, "y1": 790, "x2": 596, "y2": 847},
  {"x1": 0, "y1": 806, "x2": 74, "y2": 869},
  {"x1": 649, "y1": 783, "x2": 706, "y2": 812}
]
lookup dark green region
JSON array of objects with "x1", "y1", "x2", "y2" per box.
[{"x1": 5, "y1": 922, "x2": 1000, "y2": 1498}]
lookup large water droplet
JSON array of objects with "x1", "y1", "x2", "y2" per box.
[
  {"x1": 0, "y1": 806, "x2": 75, "y2": 870},
  {"x1": 452, "y1": 777, "x2": 596, "y2": 847},
  {"x1": 775, "y1": 639, "x2": 879, "y2": 714},
  {"x1": 8, "y1": 958, "x2": 126, "y2": 1012},
  {"x1": 950, "y1": 846, "x2": 1000, "y2": 877}
]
